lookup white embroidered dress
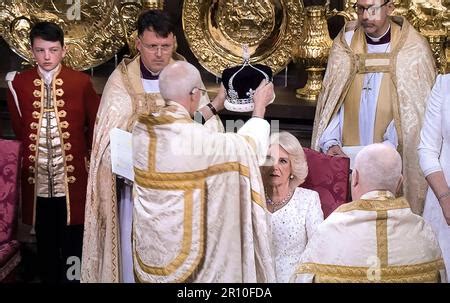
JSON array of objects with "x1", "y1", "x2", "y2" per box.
[
  {"x1": 418, "y1": 74, "x2": 450, "y2": 281},
  {"x1": 271, "y1": 187, "x2": 324, "y2": 282}
]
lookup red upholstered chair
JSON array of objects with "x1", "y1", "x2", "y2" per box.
[
  {"x1": 301, "y1": 148, "x2": 351, "y2": 218},
  {"x1": 0, "y1": 139, "x2": 22, "y2": 282}
]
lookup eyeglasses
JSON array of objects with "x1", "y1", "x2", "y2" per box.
[
  {"x1": 353, "y1": 1, "x2": 389, "y2": 16},
  {"x1": 190, "y1": 87, "x2": 208, "y2": 96},
  {"x1": 138, "y1": 38, "x2": 173, "y2": 54}
]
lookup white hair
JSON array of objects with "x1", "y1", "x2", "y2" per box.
[
  {"x1": 270, "y1": 131, "x2": 308, "y2": 187},
  {"x1": 159, "y1": 61, "x2": 202, "y2": 102},
  {"x1": 354, "y1": 143, "x2": 402, "y2": 191}
]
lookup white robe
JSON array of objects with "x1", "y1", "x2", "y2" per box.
[
  {"x1": 119, "y1": 78, "x2": 220, "y2": 282},
  {"x1": 292, "y1": 191, "x2": 446, "y2": 283},
  {"x1": 418, "y1": 74, "x2": 450, "y2": 281},
  {"x1": 131, "y1": 101, "x2": 276, "y2": 282},
  {"x1": 81, "y1": 55, "x2": 223, "y2": 283},
  {"x1": 319, "y1": 31, "x2": 398, "y2": 153}
]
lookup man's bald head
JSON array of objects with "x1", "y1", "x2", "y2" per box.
[
  {"x1": 352, "y1": 143, "x2": 403, "y2": 199},
  {"x1": 159, "y1": 61, "x2": 202, "y2": 103}
]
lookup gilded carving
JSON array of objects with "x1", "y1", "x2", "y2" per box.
[
  {"x1": 0, "y1": 0, "x2": 131, "y2": 71},
  {"x1": 182, "y1": 0, "x2": 303, "y2": 77},
  {"x1": 216, "y1": 0, "x2": 275, "y2": 46}
]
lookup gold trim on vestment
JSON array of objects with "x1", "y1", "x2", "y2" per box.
[
  {"x1": 356, "y1": 53, "x2": 391, "y2": 73},
  {"x1": 133, "y1": 111, "x2": 266, "y2": 281},
  {"x1": 138, "y1": 114, "x2": 193, "y2": 127},
  {"x1": 335, "y1": 197, "x2": 409, "y2": 213},
  {"x1": 251, "y1": 190, "x2": 265, "y2": 209},
  {"x1": 120, "y1": 55, "x2": 169, "y2": 131},
  {"x1": 296, "y1": 259, "x2": 445, "y2": 282},
  {"x1": 135, "y1": 189, "x2": 194, "y2": 277},
  {"x1": 135, "y1": 114, "x2": 264, "y2": 208},
  {"x1": 376, "y1": 210, "x2": 388, "y2": 267},
  {"x1": 135, "y1": 162, "x2": 253, "y2": 185},
  {"x1": 243, "y1": 135, "x2": 257, "y2": 152},
  {"x1": 342, "y1": 22, "x2": 400, "y2": 146}
]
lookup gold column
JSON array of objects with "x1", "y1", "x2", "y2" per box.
[{"x1": 294, "y1": 6, "x2": 333, "y2": 102}]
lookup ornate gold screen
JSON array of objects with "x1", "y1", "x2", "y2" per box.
[
  {"x1": 0, "y1": 0, "x2": 133, "y2": 71},
  {"x1": 182, "y1": 0, "x2": 304, "y2": 77}
]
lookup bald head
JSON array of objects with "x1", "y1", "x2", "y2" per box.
[
  {"x1": 159, "y1": 61, "x2": 202, "y2": 103},
  {"x1": 352, "y1": 143, "x2": 402, "y2": 199}
]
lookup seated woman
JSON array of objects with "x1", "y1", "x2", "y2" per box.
[
  {"x1": 418, "y1": 74, "x2": 450, "y2": 280},
  {"x1": 261, "y1": 131, "x2": 324, "y2": 282}
]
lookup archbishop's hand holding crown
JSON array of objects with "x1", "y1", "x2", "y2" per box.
[
  {"x1": 222, "y1": 62, "x2": 274, "y2": 113},
  {"x1": 251, "y1": 79, "x2": 275, "y2": 118},
  {"x1": 200, "y1": 79, "x2": 274, "y2": 122}
]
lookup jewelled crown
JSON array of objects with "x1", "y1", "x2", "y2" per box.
[{"x1": 221, "y1": 46, "x2": 273, "y2": 112}]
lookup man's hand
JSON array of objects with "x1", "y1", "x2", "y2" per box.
[
  {"x1": 440, "y1": 196, "x2": 450, "y2": 225},
  {"x1": 327, "y1": 145, "x2": 348, "y2": 157},
  {"x1": 252, "y1": 80, "x2": 274, "y2": 118},
  {"x1": 211, "y1": 83, "x2": 226, "y2": 112}
]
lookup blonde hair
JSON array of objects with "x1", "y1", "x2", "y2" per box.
[{"x1": 269, "y1": 131, "x2": 308, "y2": 188}]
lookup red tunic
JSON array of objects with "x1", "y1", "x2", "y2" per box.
[{"x1": 6, "y1": 66, "x2": 100, "y2": 225}]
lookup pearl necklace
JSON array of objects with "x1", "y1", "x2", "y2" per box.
[{"x1": 266, "y1": 189, "x2": 293, "y2": 211}]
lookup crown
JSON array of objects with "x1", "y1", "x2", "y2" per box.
[
  {"x1": 222, "y1": 63, "x2": 272, "y2": 112},
  {"x1": 221, "y1": 45, "x2": 273, "y2": 112}
]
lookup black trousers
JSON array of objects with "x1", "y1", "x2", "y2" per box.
[{"x1": 35, "y1": 197, "x2": 83, "y2": 283}]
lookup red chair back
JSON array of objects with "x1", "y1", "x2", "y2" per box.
[
  {"x1": 302, "y1": 148, "x2": 351, "y2": 218},
  {"x1": 0, "y1": 139, "x2": 22, "y2": 245}
]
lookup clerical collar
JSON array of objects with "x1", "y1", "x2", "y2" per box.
[
  {"x1": 140, "y1": 58, "x2": 159, "y2": 80},
  {"x1": 38, "y1": 64, "x2": 61, "y2": 85},
  {"x1": 365, "y1": 25, "x2": 391, "y2": 45}
]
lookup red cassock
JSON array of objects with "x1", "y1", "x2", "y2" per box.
[{"x1": 6, "y1": 66, "x2": 100, "y2": 226}]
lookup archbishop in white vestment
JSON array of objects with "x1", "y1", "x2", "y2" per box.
[
  {"x1": 131, "y1": 61, "x2": 276, "y2": 282},
  {"x1": 81, "y1": 55, "x2": 223, "y2": 283},
  {"x1": 292, "y1": 144, "x2": 446, "y2": 283},
  {"x1": 312, "y1": 14, "x2": 436, "y2": 215}
]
